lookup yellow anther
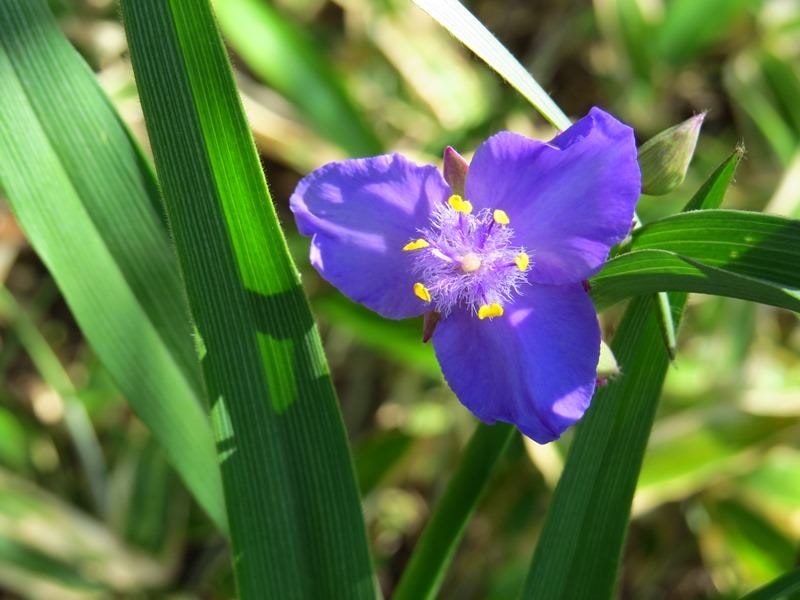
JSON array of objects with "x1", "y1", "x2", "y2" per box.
[
  {"x1": 403, "y1": 239, "x2": 430, "y2": 252},
  {"x1": 478, "y1": 303, "x2": 504, "y2": 320},
  {"x1": 514, "y1": 252, "x2": 530, "y2": 271},
  {"x1": 413, "y1": 282, "x2": 432, "y2": 303},
  {"x1": 493, "y1": 209, "x2": 510, "y2": 225},
  {"x1": 448, "y1": 194, "x2": 473, "y2": 214}
]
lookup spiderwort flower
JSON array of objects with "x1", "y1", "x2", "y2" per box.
[{"x1": 290, "y1": 108, "x2": 640, "y2": 443}]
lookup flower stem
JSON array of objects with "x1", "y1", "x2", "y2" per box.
[{"x1": 392, "y1": 422, "x2": 514, "y2": 600}]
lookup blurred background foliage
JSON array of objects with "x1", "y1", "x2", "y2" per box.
[{"x1": 0, "y1": 0, "x2": 798, "y2": 597}]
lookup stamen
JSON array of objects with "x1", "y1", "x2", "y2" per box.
[
  {"x1": 408, "y1": 203, "x2": 529, "y2": 317},
  {"x1": 460, "y1": 253, "x2": 481, "y2": 273},
  {"x1": 413, "y1": 282, "x2": 432, "y2": 303},
  {"x1": 431, "y1": 248, "x2": 454, "y2": 262},
  {"x1": 402, "y1": 239, "x2": 430, "y2": 251},
  {"x1": 448, "y1": 194, "x2": 473, "y2": 214},
  {"x1": 478, "y1": 303, "x2": 504, "y2": 320},
  {"x1": 493, "y1": 209, "x2": 510, "y2": 225}
]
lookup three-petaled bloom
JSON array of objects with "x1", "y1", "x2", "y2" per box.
[{"x1": 290, "y1": 107, "x2": 640, "y2": 443}]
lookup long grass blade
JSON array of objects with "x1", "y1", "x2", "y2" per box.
[
  {"x1": 392, "y1": 423, "x2": 514, "y2": 600},
  {"x1": 627, "y1": 210, "x2": 800, "y2": 288},
  {"x1": 411, "y1": 0, "x2": 571, "y2": 130},
  {"x1": 0, "y1": 285, "x2": 107, "y2": 514},
  {"x1": 215, "y1": 0, "x2": 382, "y2": 157},
  {"x1": 0, "y1": 0, "x2": 224, "y2": 530},
  {"x1": 739, "y1": 567, "x2": 800, "y2": 600},
  {"x1": 522, "y1": 293, "x2": 687, "y2": 598},
  {"x1": 119, "y1": 0, "x2": 375, "y2": 596},
  {"x1": 590, "y1": 249, "x2": 800, "y2": 313}
]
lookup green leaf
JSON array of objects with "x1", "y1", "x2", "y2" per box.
[
  {"x1": 411, "y1": 0, "x2": 571, "y2": 130},
  {"x1": 724, "y1": 55, "x2": 798, "y2": 166},
  {"x1": 643, "y1": 122, "x2": 738, "y2": 360},
  {"x1": 759, "y1": 51, "x2": 800, "y2": 138},
  {"x1": 353, "y1": 429, "x2": 413, "y2": 496},
  {"x1": 119, "y1": 0, "x2": 374, "y2": 597},
  {"x1": 0, "y1": 467, "x2": 169, "y2": 596},
  {"x1": 737, "y1": 450, "x2": 800, "y2": 509},
  {"x1": 704, "y1": 498, "x2": 796, "y2": 585},
  {"x1": 119, "y1": 440, "x2": 188, "y2": 556},
  {"x1": 636, "y1": 412, "x2": 797, "y2": 512},
  {"x1": 739, "y1": 567, "x2": 800, "y2": 600},
  {"x1": 590, "y1": 249, "x2": 800, "y2": 313},
  {"x1": 683, "y1": 146, "x2": 743, "y2": 211},
  {"x1": 214, "y1": 0, "x2": 382, "y2": 157},
  {"x1": 0, "y1": 0, "x2": 224, "y2": 530},
  {"x1": 392, "y1": 423, "x2": 514, "y2": 600},
  {"x1": 522, "y1": 293, "x2": 686, "y2": 599},
  {"x1": 594, "y1": 155, "x2": 800, "y2": 313},
  {"x1": 0, "y1": 406, "x2": 30, "y2": 472},
  {"x1": 613, "y1": 0, "x2": 656, "y2": 82},
  {"x1": 655, "y1": 0, "x2": 759, "y2": 66},
  {"x1": 0, "y1": 286, "x2": 107, "y2": 514},
  {"x1": 627, "y1": 210, "x2": 800, "y2": 290}
]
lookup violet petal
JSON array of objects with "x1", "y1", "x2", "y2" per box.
[
  {"x1": 291, "y1": 155, "x2": 450, "y2": 319},
  {"x1": 431, "y1": 282, "x2": 600, "y2": 443},
  {"x1": 464, "y1": 107, "x2": 640, "y2": 285}
]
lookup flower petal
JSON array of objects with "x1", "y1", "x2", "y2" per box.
[
  {"x1": 465, "y1": 107, "x2": 640, "y2": 285},
  {"x1": 291, "y1": 155, "x2": 450, "y2": 318},
  {"x1": 431, "y1": 283, "x2": 600, "y2": 443}
]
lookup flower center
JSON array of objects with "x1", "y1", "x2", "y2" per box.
[
  {"x1": 403, "y1": 195, "x2": 531, "y2": 319},
  {"x1": 460, "y1": 253, "x2": 482, "y2": 273}
]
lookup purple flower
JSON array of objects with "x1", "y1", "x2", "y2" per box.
[{"x1": 290, "y1": 108, "x2": 640, "y2": 443}]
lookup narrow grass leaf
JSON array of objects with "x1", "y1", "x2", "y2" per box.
[
  {"x1": 590, "y1": 249, "x2": 800, "y2": 313},
  {"x1": 411, "y1": 0, "x2": 571, "y2": 130},
  {"x1": 0, "y1": 0, "x2": 224, "y2": 529},
  {"x1": 0, "y1": 286, "x2": 107, "y2": 514},
  {"x1": 739, "y1": 567, "x2": 800, "y2": 600},
  {"x1": 392, "y1": 423, "x2": 514, "y2": 600},
  {"x1": 523, "y1": 294, "x2": 686, "y2": 599},
  {"x1": 215, "y1": 0, "x2": 382, "y2": 157},
  {"x1": 707, "y1": 499, "x2": 797, "y2": 589},
  {"x1": 683, "y1": 147, "x2": 743, "y2": 211},
  {"x1": 119, "y1": 1, "x2": 374, "y2": 596},
  {"x1": 759, "y1": 51, "x2": 800, "y2": 137},
  {"x1": 724, "y1": 57, "x2": 798, "y2": 166},
  {"x1": 627, "y1": 210, "x2": 800, "y2": 289},
  {"x1": 655, "y1": 0, "x2": 759, "y2": 66},
  {"x1": 594, "y1": 152, "x2": 800, "y2": 313},
  {"x1": 614, "y1": 0, "x2": 656, "y2": 82},
  {"x1": 653, "y1": 146, "x2": 742, "y2": 354},
  {"x1": 122, "y1": 440, "x2": 188, "y2": 555},
  {"x1": 636, "y1": 412, "x2": 797, "y2": 514},
  {"x1": 354, "y1": 430, "x2": 414, "y2": 496}
]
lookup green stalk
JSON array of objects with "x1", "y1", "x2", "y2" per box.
[{"x1": 392, "y1": 423, "x2": 514, "y2": 600}]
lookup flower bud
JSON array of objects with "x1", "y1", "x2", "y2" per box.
[
  {"x1": 596, "y1": 339, "x2": 619, "y2": 386},
  {"x1": 638, "y1": 113, "x2": 705, "y2": 196},
  {"x1": 443, "y1": 146, "x2": 468, "y2": 196}
]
